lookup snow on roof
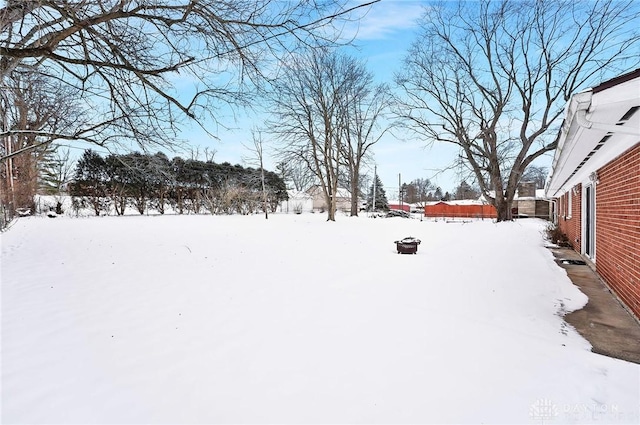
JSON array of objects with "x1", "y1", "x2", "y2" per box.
[
  {"x1": 425, "y1": 199, "x2": 488, "y2": 206},
  {"x1": 306, "y1": 185, "x2": 352, "y2": 199},
  {"x1": 480, "y1": 189, "x2": 549, "y2": 201},
  {"x1": 286, "y1": 190, "x2": 313, "y2": 200}
]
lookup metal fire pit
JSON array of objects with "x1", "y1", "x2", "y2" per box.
[{"x1": 394, "y1": 237, "x2": 421, "y2": 254}]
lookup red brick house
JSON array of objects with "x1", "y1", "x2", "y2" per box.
[{"x1": 545, "y1": 69, "x2": 640, "y2": 319}]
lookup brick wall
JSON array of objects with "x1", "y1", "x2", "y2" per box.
[
  {"x1": 558, "y1": 184, "x2": 582, "y2": 252},
  {"x1": 595, "y1": 143, "x2": 640, "y2": 318}
]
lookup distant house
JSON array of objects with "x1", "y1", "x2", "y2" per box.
[
  {"x1": 277, "y1": 190, "x2": 313, "y2": 214},
  {"x1": 306, "y1": 185, "x2": 352, "y2": 212},
  {"x1": 545, "y1": 68, "x2": 640, "y2": 319},
  {"x1": 477, "y1": 183, "x2": 551, "y2": 220},
  {"x1": 512, "y1": 182, "x2": 552, "y2": 220}
]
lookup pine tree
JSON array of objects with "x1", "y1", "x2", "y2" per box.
[
  {"x1": 38, "y1": 145, "x2": 74, "y2": 214},
  {"x1": 69, "y1": 149, "x2": 110, "y2": 216},
  {"x1": 454, "y1": 180, "x2": 479, "y2": 200},
  {"x1": 367, "y1": 174, "x2": 389, "y2": 211},
  {"x1": 434, "y1": 187, "x2": 443, "y2": 201},
  {"x1": 37, "y1": 144, "x2": 63, "y2": 196}
]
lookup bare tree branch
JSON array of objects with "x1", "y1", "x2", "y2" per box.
[
  {"x1": 1, "y1": 0, "x2": 379, "y2": 152},
  {"x1": 395, "y1": 0, "x2": 640, "y2": 221}
]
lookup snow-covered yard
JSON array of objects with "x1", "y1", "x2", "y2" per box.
[{"x1": 1, "y1": 214, "x2": 638, "y2": 424}]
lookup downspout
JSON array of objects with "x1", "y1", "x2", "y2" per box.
[{"x1": 550, "y1": 199, "x2": 557, "y2": 224}]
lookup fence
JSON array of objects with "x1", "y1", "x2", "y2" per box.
[{"x1": 424, "y1": 203, "x2": 497, "y2": 219}]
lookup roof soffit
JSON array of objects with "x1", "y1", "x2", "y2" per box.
[{"x1": 546, "y1": 77, "x2": 640, "y2": 197}]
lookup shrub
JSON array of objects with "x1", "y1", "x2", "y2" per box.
[{"x1": 545, "y1": 222, "x2": 570, "y2": 247}]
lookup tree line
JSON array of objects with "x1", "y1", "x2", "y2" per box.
[
  {"x1": 69, "y1": 150, "x2": 287, "y2": 216},
  {"x1": 0, "y1": 0, "x2": 374, "y2": 227},
  {"x1": 2, "y1": 0, "x2": 638, "y2": 225}
]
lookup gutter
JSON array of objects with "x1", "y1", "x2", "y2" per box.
[
  {"x1": 547, "y1": 89, "x2": 640, "y2": 198},
  {"x1": 576, "y1": 108, "x2": 640, "y2": 137},
  {"x1": 546, "y1": 93, "x2": 591, "y2": 198}
]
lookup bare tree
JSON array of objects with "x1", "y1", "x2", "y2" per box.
[
  {"x1": 522, "y1": 165, "x2": 548, "y2": 189},
  {"x1": 270, "y1": 47, "x2": 387, "y2": 220},
  {"x1": 1, "y1": 0, "x2": 378, "y2": 155},
  {"x1": 243, "y1": 129, "x2": 269, "y2": 219},
  {"x1": 404, "y1": 178, "x2": 436, "y2": 205},
  {"x1": 270, "y1": 47, "x2": 349, "y2": 221},
  {"x1": 0, "y1": 71, "x2": 81, "y2": 220},
  {"x1": 340, "y1": 72, "x2": 391, "y2": 216},
  {"x1": 275, "y1": 159, "x2": 316, "y2": 192},
  {"x1": 395, "y1": 0, "x2": 640, "y2": 221}
]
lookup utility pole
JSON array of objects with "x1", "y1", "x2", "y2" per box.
[{"x1": 398, "y1": 173, "x2": 402, "y2": 212}]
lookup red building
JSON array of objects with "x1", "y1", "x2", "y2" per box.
[
  {"x1": 387, "y1": 202, "x2": 410, "y2": 212},
  {"x1": 545, "y1": 69, "x2": 640, "y2": 319}
]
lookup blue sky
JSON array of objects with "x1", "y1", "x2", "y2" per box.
[
  {"x1": 177, "y1": 0, "x2": 473, "y2": 198},
  {"x1": 50, "y1": 0, "x2": 634, "y2": 200}
]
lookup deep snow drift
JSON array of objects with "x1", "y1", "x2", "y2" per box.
[{"x1": 2, "y1": 214, "x2": 639, "y2": 424}]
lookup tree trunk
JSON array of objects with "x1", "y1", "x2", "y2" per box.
[
  {"x1": 260, "y1": 167, "x2": 268, "y2": 220},
  {"x1": 325, "y1": 192, "x2": 336, "y2": 221},
  {"x1": 177, "y1": 188, "x2": 184, "y2": 214},
  {"x1": 495, "y1": 197, "x2": 513, "y2": 222},
  {"x1": 349, "y1": 176, "x2": 359, "y2": 216}
]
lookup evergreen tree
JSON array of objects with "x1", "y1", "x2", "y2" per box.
[
  {"x1": 104, "y1": 154, "x2": 128, "y2": 215},
  {"x1": 454, "y1": 180, "x2": 479, "y2": 200},
  {"x1": 367, "y1": 174, "x2": 389, "y2": 211},
  {"x1": 38, "y1": 145, "x2": 65, "y2": 195},
  {"x1": 69, "y1": 149, "x2": 110, "y2": 216},
  {"x1": 69, "y1": 149, "x2": 290, "y2": 216},
  {"x1": 434, "y1": 187, "x2": 443, "y2": 201}
]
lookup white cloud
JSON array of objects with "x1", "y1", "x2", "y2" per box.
[{"x1": 342, "y1": 0, "x2": 426, "y2": 41}]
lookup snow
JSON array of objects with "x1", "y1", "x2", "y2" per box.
[{"x1": 2, "y1": 213, "x2": 639, "y2": 424}]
